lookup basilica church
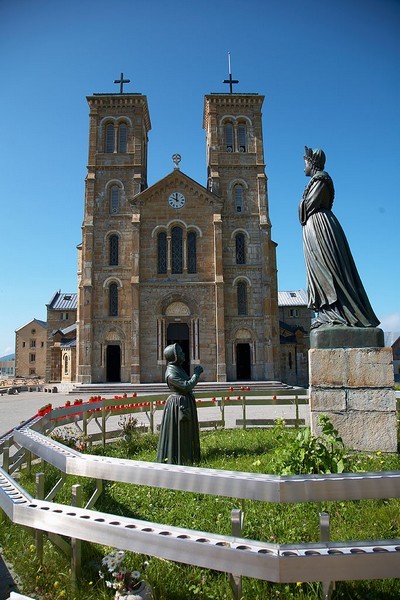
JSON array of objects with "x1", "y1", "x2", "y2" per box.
[{"x1": 76, "y1": 79, "x2": 282, "y2": 384}]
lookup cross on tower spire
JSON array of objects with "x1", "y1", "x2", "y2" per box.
[
  {"x1": 113, "y1": 72, "x2": 131, "y2": 94},
  {"x1": 222, "y1": 52, "x2": 239, "y2": 93}
]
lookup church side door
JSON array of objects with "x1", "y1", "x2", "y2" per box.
[
  {"x1": 106, "y1": 344, "x2": 121, "y2": 382},
  {"x1": 167, "y1": 323, "x2": 190, "y2": 375},
  {"x1": 236, "y1": 343, "x2": 251, "y2": 380}
]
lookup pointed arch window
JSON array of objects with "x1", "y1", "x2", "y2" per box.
[
  {"x1": 64, "y1": 354, "x2": 69, "y2": 375},
  {"x1": 110, "y1": 186, "x2": 119, "y2": 214},
  {"x1": 109, "y1": 283, "x2": 118, "y2": 316},
  {"x1": 109, "y1": 235, "x2": 119, "y2": 266},
  {"x1": 118, "y1": 123, "x2": 127, "y2": 153},
  {"x1": 234, "y1": 184, "x2": 244, "y2": 213},
  {"x1": 171, "y1": 226, "x2": 183, "y2": 274},
  {"x1": 225, "y1": 122, "x2": 234, "y2": 152},
  {"x1": 235, "y1": 233, "x2": 246, "y2": 264},
  {"x1": 238, "y1": 123, "x2": 247, "y2": 152},
  {"x1": 157, "y1": 232, "x2": 167, "y2": 274},
  {"x1": 187, "y1": 231, "x2": 197, "y2": 274},
  {"x1": 105, "y1": 123, "x2": 115, "y2": 153},
  {"x1": 237, "y1": 281, "x2": 248, "y2": 315}
]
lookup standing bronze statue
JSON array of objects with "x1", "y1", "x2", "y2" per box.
[
  {"x1": 156, "y1": 344, "x2": 203, "y2": 465},
  {"x1": 299, "y1": 147, "x2": 379, "y2": 330}
]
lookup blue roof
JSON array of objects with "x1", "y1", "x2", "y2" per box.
[
  {"x1": 278, "y1": 290, "x2": 308, "y2": 307},
  {"x1": 47, "y1": 291, "x2": 77, "y2": 311},
  {"x1": 60, "y1": 338, "x2": 76, "y2": 348},
  {"x1": 15, "y1": 318, "x2": 47, "y2": 332}
]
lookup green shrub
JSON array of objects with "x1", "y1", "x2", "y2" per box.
[{"x1": 275, "y1": 415, "x2": 351, "y2": 475}]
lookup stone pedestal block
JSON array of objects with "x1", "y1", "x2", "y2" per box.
[{"x1": 309, "y1": 347, "x2": 397, "y2": 452}]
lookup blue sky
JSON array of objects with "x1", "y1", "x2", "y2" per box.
[{"x1": 1, "y1": 0, "x2": 399, "y2": 356}]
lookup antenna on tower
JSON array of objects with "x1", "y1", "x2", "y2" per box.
[{"x1": 223, "y1": 51, "x2": 239, "y2": 93}]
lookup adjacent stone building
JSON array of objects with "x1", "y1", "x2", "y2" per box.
[
  {"x1": 77, "y1": 86, "x2": 281, "y2": 383},
  {"x1": 15, "y1": 319, "x2": 47, "y2": 378},
  {"x1": 278, "y1": 290, "x2": 311, "y2": 387},
  {"x1": 46, "y1": 291, "x2": 77, "y2": 382},
  {"x1": 384, "y1": 332, "x2": 400, "y2": 383},
  {"x1": 0, "y1": 355, "x2": 15, "y2": 378}
]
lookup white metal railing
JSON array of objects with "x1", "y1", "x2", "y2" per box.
[{"x1": 1, "y1": 390, "x2": 400, "y2": 599}]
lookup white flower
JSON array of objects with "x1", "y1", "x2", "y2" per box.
[
  {"x1": 131, "y1": 570, "x2": 141, "y2": 580},
  {"x1": 115, "y1": 550, "x2": 125, "y2": 563},
  {"x1": 102, "y1": 555, "x2": 111, "y2": 567}
]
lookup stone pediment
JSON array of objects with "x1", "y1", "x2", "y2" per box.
[{"x1": 130, "y1": 170, "x2": 222, "y2": 211}]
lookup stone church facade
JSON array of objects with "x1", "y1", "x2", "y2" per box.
[{"x1": 77, "y1": 87, "x2": 281, "y2": 383}]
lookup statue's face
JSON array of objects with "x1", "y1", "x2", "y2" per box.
[
  {"x1": 177, "y1": 345, "x2": 185, "y2": 364},
  {"x1": 304, "y1": 158, "x2": 313, "y2": 177}
]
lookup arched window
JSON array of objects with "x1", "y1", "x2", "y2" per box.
[
  {"x1": 237, "y1": 281, "x2": 248, "y2": 315},
  {"x1": 64, "y1": 354, "x2": 69, "y2": 375},
  {"x1": 105, "y1": 123, "x2": 115, "y2": 153},
  {"x1": 157, "y1": 232, "x2": 167, "y2": 274},
  {"x1": 109, "y1": 235, "x2": 119, "y2": 266},
  {"x1": 118, "y1": 123, "x2": 127, "y2": 153},
  {"x1": 110, "y1": 186, "x2": 119, "y2": 214},
  {"x1": 235, "y1": 233, "x2": 246, "y2": 264},
  {"x1": 187, "y1": 231, "x2": 197, "y2": 274},
  {"x1": 237, "y1": 123, "x2": 247, "y2": 152},
  {"x1": 109, "y1": 283, "x2": 118, "y2": 316},
  {"x1": 234, "y1": 185, "x2": 244, "y2": 213},
  {"x1": 171, "y1": 226, "x2": 183, "y2": 274},
  {"x1": 225, "y1": 122, "x2": 234, "y2": 152}
]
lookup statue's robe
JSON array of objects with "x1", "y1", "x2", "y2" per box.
[
  {"x1": 156, "y1": 364, "x2": 201, "y2": 465},
  {"x1": 299, "y1": 171, "x2": 379, "y2": 329}
]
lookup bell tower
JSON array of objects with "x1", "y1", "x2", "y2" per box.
[
  {"x1": 77, "y1": 77, "x2": 151, "y2": 383},
  {"x1": 203, "y1": 83, "x2": 280, "y2": 380}
]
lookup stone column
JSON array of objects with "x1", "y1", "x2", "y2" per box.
[
  {"x1": 130, "y1": 214, "x2": 140, "y2": 383},
  {"x1": 213, "y1": 214, "x2": 227, "y2": 382},
  {"x1": 309, "y1": 327, "x2": 397, "y2": 452}
]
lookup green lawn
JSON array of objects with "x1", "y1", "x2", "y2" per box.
[{"x1": 1, "y1": 425, "x2": 400, "y2": 599}]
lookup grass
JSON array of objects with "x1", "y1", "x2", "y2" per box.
[{"x1": 1, "y1": 425, "x2": 400, "y2": 599}]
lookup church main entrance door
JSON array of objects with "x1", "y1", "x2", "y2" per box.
[
  {"x1": 106, "y1": 344, "x2": 121, "y2": 382},
  {"x1": 236, "y1": 343, "x2": 251, "y2": 380},
  {"x1": 167, "y1": 323, "x2": 190, "y2": 375}
]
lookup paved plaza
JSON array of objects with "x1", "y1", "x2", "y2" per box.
[{"x1": 0, "y1": 388, "x2": 309, "y2": 436}]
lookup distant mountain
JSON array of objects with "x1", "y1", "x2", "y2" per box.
[{"x1": 0, "y1": 353, "x2": 15, "y2": 361}]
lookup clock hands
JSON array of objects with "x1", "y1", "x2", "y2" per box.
[{"x1": 168, "y1": 192, "x2": 186, "y2": 208}]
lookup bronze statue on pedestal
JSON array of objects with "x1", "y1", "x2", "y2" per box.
[{"x1": 299, "y1": 147, "x2": 379, "y2": 330}]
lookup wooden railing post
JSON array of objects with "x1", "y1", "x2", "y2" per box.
[
  {"x1": 35, "y1": 472, "x2": 44, "y2": 563},
  {"x1": 3, "y1": 441, "x2": 10, "y2": 473},
  {"x1": 71, "y1": 484, "x2": 82, "y2": 592},
  {"x1": 26, "y1": 449, "x2": 32, "y2": 474},
  {"x1": 150, "y1": 400, "x2": 155, "y2": 434},
  {"x1": 229, "y1": 508, "x2": 244, "y2": 599},
  {"x1": 319, "y1": 511, "x2": 334, "y2": 600},
  {"x1": 101, "y1": 404, "x2": 106, "y2": 447}
]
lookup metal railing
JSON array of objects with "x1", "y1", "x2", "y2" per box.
[{"x1": 1, "y1": 390, "x2": 400, "y2": 600}]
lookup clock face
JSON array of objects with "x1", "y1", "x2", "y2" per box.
[{"x1": 168, "y1": 192, "x2": 186, "y2": 209}]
